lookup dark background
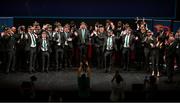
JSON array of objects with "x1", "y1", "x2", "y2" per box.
[
  {"x1": 0, "y1": 0, "x2": 177, "y2": 19},
  {"x1": 0, "y1": 0, "x2": 179, "y2": 31}
]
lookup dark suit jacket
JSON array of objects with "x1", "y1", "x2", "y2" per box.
[
  {"x1": 53, "y1": 32, "x2": 65, "y2": 48},
  {"x1": 2, "y1": 34, "x2": 16, "y2": 52},
  {"x1": 16, "y1": 33, "x2": 27, "y2": 51},
  {"x1": 94, "y1": 33, "x2": 106, "y2": 48},
  {"x1": 121, "y1": 34, "x2": 135, "y2": 50},
  {"x1": 135, "y1": 31, "x2": 146, "y2": 48},
  {"x1": 38, "y1": 38, "x2": 52, "y2": 53},
  {"x1": 63, "y1": 32, "x2": 73, "y2": 49},
  {"x1": 165, "y1": 41, "x2": 177, "y2": 60},
  {"x1": 103, "y1": 36, "x2": 117, "y2": 52},
  {"x1": 144, "y1": 36, "x2": 156, "y2": 49},
  {"x1": 175, "y1": 39, "x2": 180, "y2": 54},
  {"x1": 25, "y1": 33, "x2": 38, "y2": 51},
  {"x1": 77, "y1": 29, "x2": 90, "y2": 46}
]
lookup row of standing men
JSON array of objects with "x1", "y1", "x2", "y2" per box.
[{"x1": 0, "y1": 21, "x2": 180, "y2": 81}]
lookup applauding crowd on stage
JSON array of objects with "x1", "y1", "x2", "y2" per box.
[{"x1": 0, "y1": 18, "x2": 180, "y2": 83}]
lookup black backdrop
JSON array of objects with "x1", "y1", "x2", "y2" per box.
[{"x1": 0, "y1": 0, "x2": 176, "y2": 19}]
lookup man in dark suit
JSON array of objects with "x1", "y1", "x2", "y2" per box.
[
  {"x1": 76, "y1": 22, "x2": 90, "y2": 62},
  {"x1": 175, "y1": 30, "x2": 180, "y2": 70},
  {"x1": 63, "y1": 24, "x2": 73, "y2": 68},
  {"x1": 94, "y1": 25, "x2": 106, "y2": 69},
  {"x1": 2, "y1": 27, "x2": 16, "y2": 74},
  {"x1": 121, "y1": 28, "x2": 135, "y2": 71},
  {"x1": 0, "y1": 31, "x2": 4, "y2": 70},
  {"x1": 143, "y1": 30, "x2": 154, "y2": 72},
  {"x1": 151, "y1": 35, "x2": 160, "y2": 76},
  {"x1": 16, "y1": 26, "x2": 27, "y2": 72},
  {"x1": 38, "y1": 31, "x2": 51, "y2": 73},
  {"x1": 53, "y1": 26, "x2": 65, "y2": 71},
  {"x1": 103, "y1": 30, "x2": 117, "y2": 73},
  {"x1": 165, "y1": 36, "x2": 177, "y2": 83},
  {"x1": 134, "y1": 26, "x2": 146, "y2": 70},
  {"x1": 25, "y1": 26, "x2": 38, "y2": 74}
]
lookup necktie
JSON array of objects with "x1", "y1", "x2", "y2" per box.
[
  {"x1": 125, "y1": 35, "x2": 129, "y2": 47},
  {"x1": 43, "y1": 39, "x2": 47, "y2": 51},
  {"x1": 127, "y1": 35, "x2": 129, "y2": 47},
  {"x1": 124, "y1": 35, "x2": 127, "y2": 47},
  {"x1": 31, "y1": 33, "x2": 36, "y2": 46},
  {"x1": 108, "y1": 37, "x2": 111, "y2": 49},
  {"x1": 65, "y1": 32, "x2": 67, "y2": 39},
  {"x1": 82, "y1": 29, "x2": 85, "y2": 43},
  {"x1": 107, "y1": 37, "x2": 109, "y2": 49},
  {"x1": 107, "y1": 37, "x2": 112, "y2": 50}
]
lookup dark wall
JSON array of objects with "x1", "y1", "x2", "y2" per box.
[
  {"x1": 0, "y1": 0, "x2": 176, "y2": 19},
  {"x1": 176, "y1": 0, "x2": 180, "y2": 20},
  {"x1": 13, "y1": 18, "x2": 136, "y2": 29}
]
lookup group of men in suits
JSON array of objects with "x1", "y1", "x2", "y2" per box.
[{"x1": 0, "y1": 19, "x2": 180, "y2": 83}]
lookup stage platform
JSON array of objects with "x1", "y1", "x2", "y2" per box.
[{"x1": 0, "y1": 68, "x2": 180, "y2": 101}]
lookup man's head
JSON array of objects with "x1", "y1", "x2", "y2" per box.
[
  {"x1": 4, "y1": 27, "x2": 11, "y2": 34},
  {"x1": 28, "y1": 26, "x2": 33, "y2": 33},
  {"x1": 127, "y1": 28, "x2": 132, "y2": 35},
  {"x1": 107, "y1": 30, "x2": 113, "y2": 36},
  {"x1": 80, "y1": 22, "x2": 87, "y2": 29},
  {"x1": 117, "y1": 21, "x2": 122, "y2": 26},
  {"x1": 11, "y1": 27, "x2": 16, "y2": 33},
  {"x1": 175, "y1": 29, "x2": 180, "y2": 39},
  {"x1": 147, "y1": 30, "x2": 153, "y2": 36},
  {"x1": 41, "y1": 31, "x2": 48, "y2": 39},
  {"x1": 47, "y1": 25, "x2": 52, "y2": 32},
  {"x1": 99, "y1": 25, "x2": 104, "y2": 33},
  {"x1": 34, "y1": 26, "x2": 39, "y2": 34},
  {"x1": 168, "y1": 36, "x2": 175, "y2": 44},
  {"x1": 64, "y1": 24, "x2": 70, "y2": 32},
  {"x1": 54, "y1": 21, "x2": 61, "y2": 27},
  {"x1": 18, "y1": 25, "x2": 25, "y2": 33}
]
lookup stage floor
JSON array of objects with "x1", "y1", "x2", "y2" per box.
[{"x1": 1, "y1": 68, "x2": 180, "y2": 92}]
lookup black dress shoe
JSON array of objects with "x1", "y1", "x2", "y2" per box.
[
  {"x1": 123, "y1": 67, "x2": 127, "y2": 71},
  {"x1": 69, "y1": 65, "x2": 73, "y2": 68},
  {"x1": 61, "y1": 68, "x2": 64, "y2": 71},
  {"x1": 45, "y1": 70, "x2": 49, "y2": 73},
  {"x1": 29, "y1": 71, "x2": 32, "y2": 74},
  {"x1": 32, "y1": 70, "x2": 37, "y2": 73},
  {"x1": 164, "y1": 80, "x2": 173, "y2": 84},
  {"x1": 11, "y1": 70, "x2": 16, "y2": 73},
  {"x1": 105, "y1": 70, "x2": 108, "y2": 73},
  {"x1": 5, "y1": 72, "x2": 9, "y2": 75}
]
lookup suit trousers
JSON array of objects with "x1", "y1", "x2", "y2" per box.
[
  {"x1": 5, "y1": 50, "x2": 16, "y2": 73},
  {"x1": 151, "y1": 49, "x2": 159, "y2": 73},
  {"x1": 41, "y1": 51, "x2": 49, "y2": 71},
  {"x1": 64, "y1": 46, "x2": 73, "y2": 67},
  {"x1": 79, "y1": 44, "x2": 87, "y2": 61},
  {"x1": 29, "y1": 47, "x2": 36, "y2": 72},
  {"x1": 144, "y1": 48, "x2": 151, "y2": 71},
  {"x1": 55, "y1": 46, "x2": 64, "y2": 70},
  {"x1": 96, "y1": 46, "x2": 104, "y2": 69},
  {"x1": 104, "y1": 50, "x2": 113, "y2": 71},
  {"x1": 166, "y1": 57, "x2": 174, "y2": 81},
  {"x1": 122, "y1": 48, "x2": 130, "y2": 70}
]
